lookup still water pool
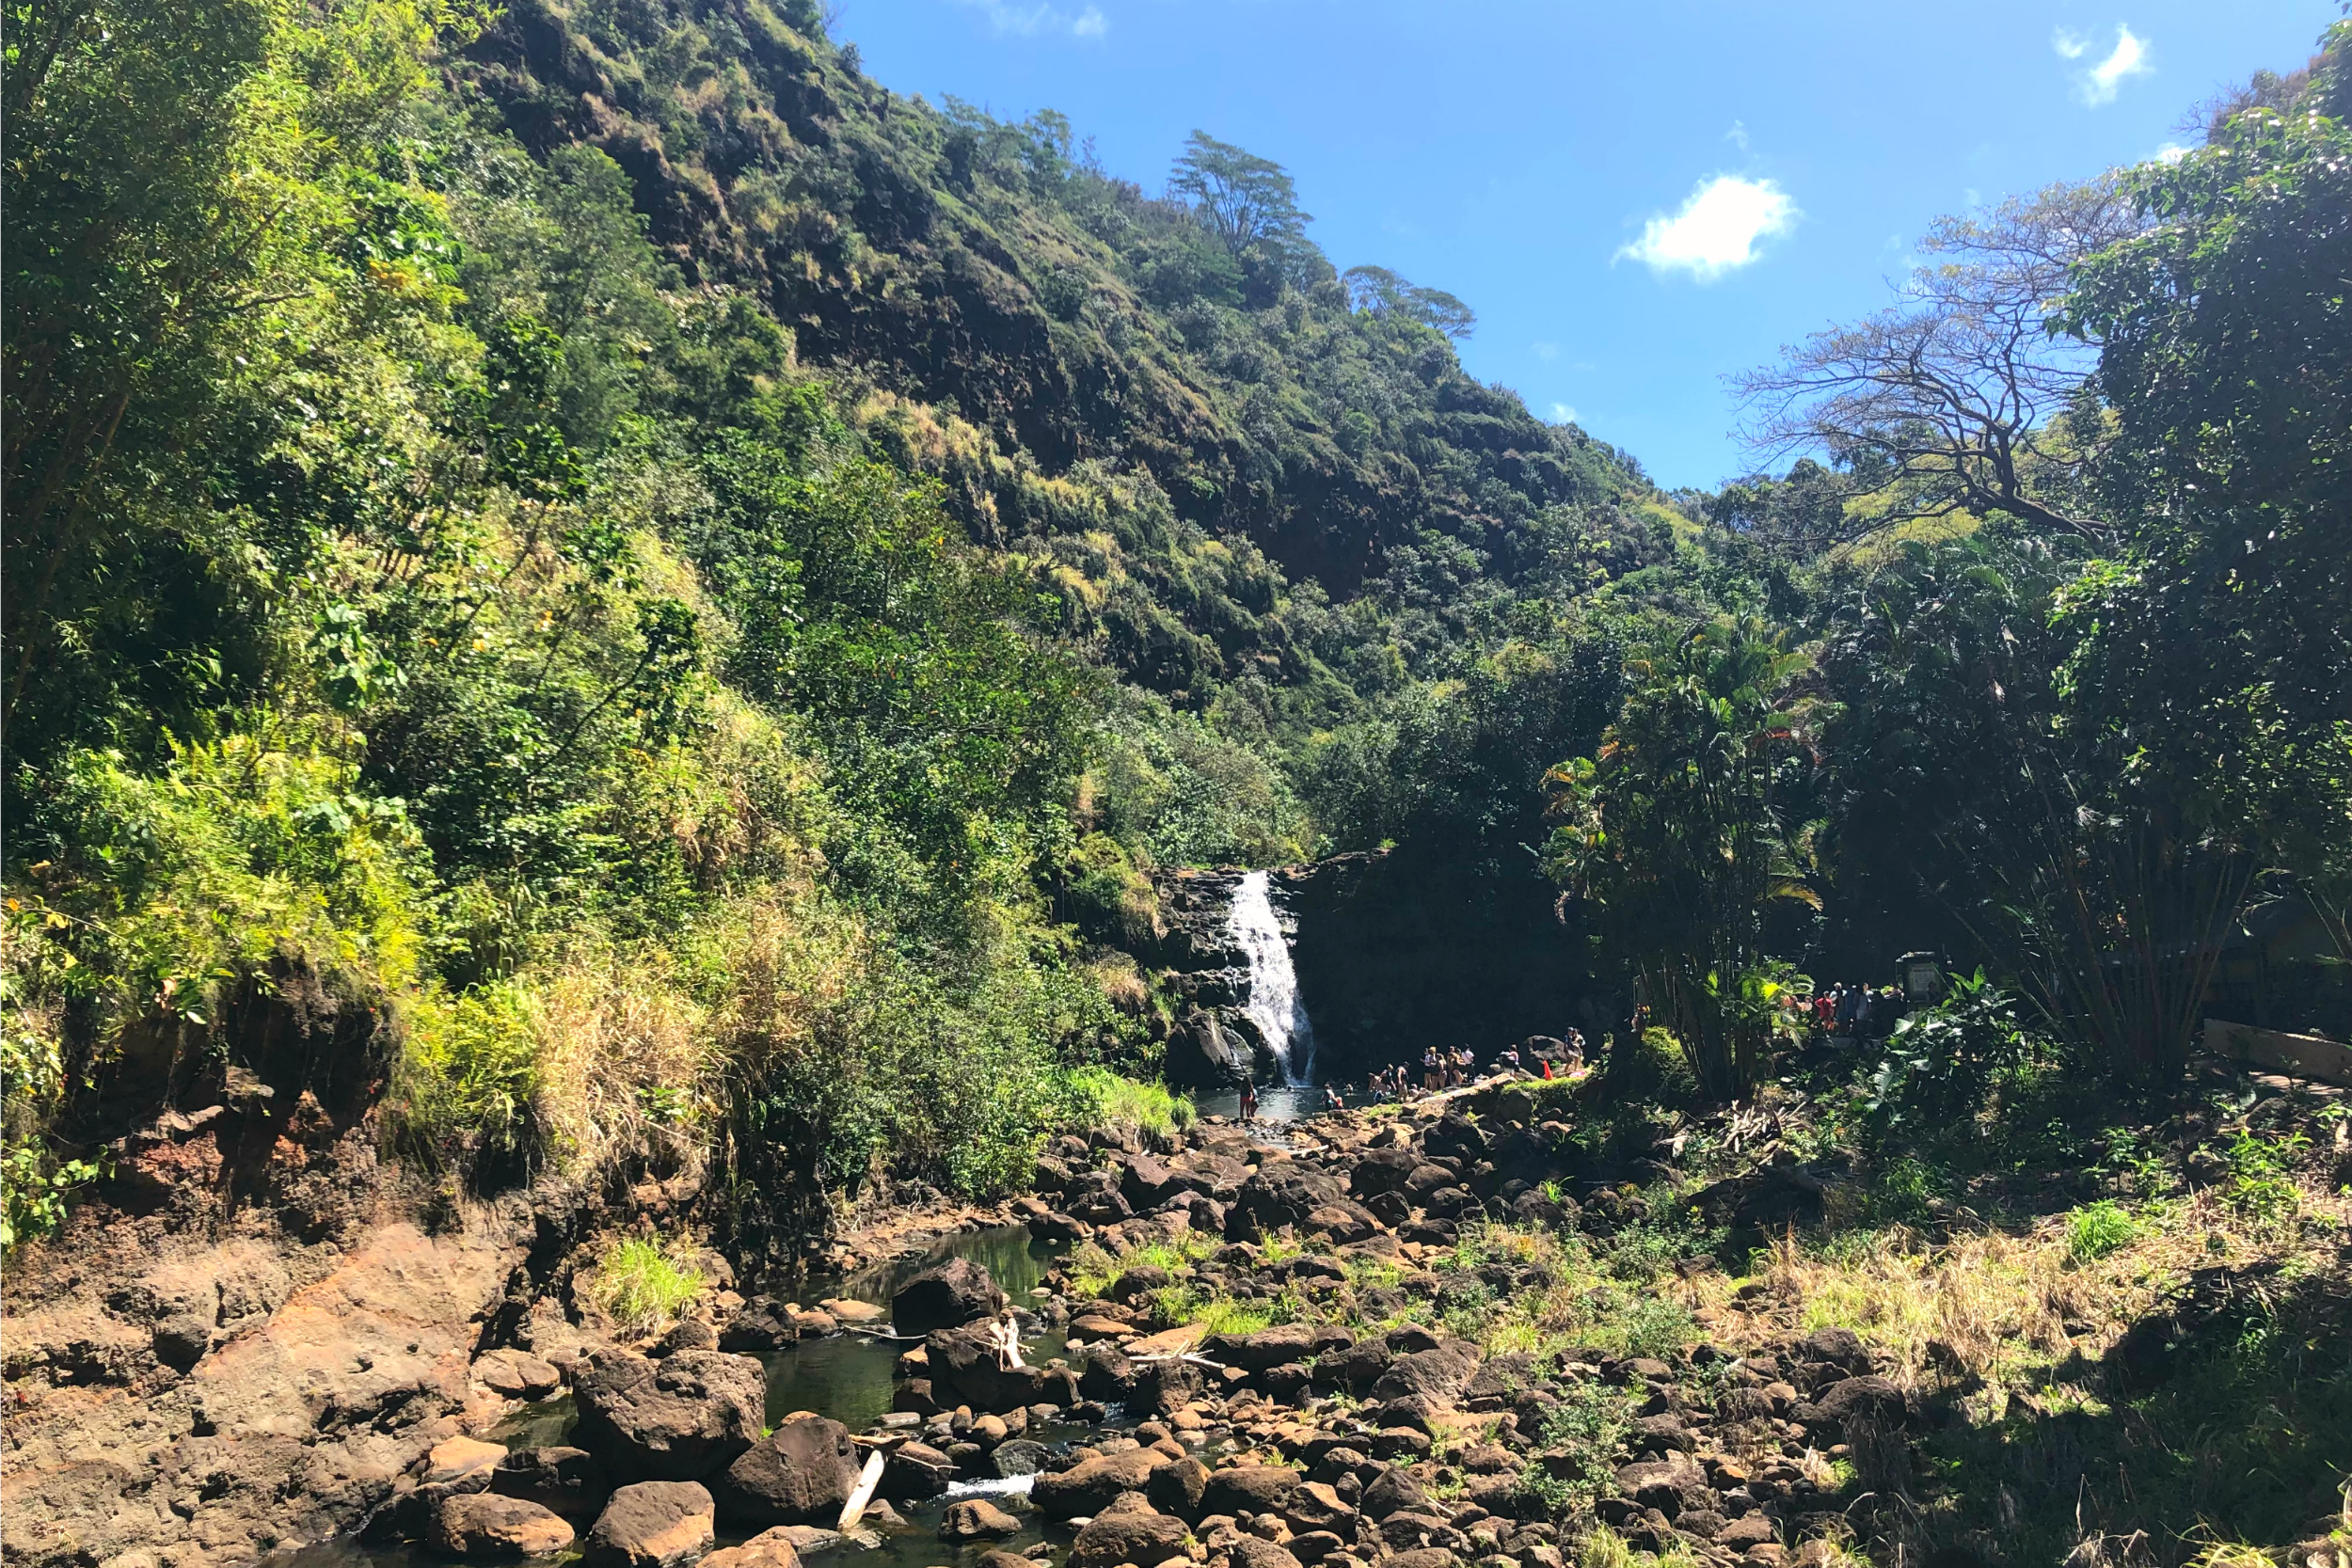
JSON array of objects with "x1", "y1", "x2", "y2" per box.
[{"x1": 268, "y1": 1224, "x2": 1094, "y2": 1568}]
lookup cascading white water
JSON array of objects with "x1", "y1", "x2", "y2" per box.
[{"x1": 1229, "y1": 869, "x2": 1315, "y2": 1085}]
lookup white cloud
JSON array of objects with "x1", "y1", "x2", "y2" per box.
[
  {"x1": 2058, "y1": 24, "x2": 2153, "y2": 107},
  {"x1": 1550, "y1": 403, "x2": 1579, "y2": 425},
  {"x1": 2153, "y1": 141, "x2": 2191, "y2": 164},
  {"x1": 952, "y1": 0, "x2": 1107, "y2": 39},
  {"x1": 1533, "y1": 341, "x2": 1560, "y2": 361},
  {"x1": 1614, "y1": 174, "x2": 1799, "y2": 282},
  {"x1": 1725, "y1": 119, "x2": 1751, "y2": 152}
]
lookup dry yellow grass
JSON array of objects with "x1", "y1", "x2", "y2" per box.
[
  {"x1": 531, "y1": 946, "x2": 715, "y2": 1180},
  {"x1": 1686, "y1": 1178, "x2": 2351, "y2": 1394}
]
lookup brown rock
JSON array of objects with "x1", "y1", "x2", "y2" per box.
[
  {"x1": 884, "y1": 1440, "x2": 958, "y2": 1498},
  {"x1": 891, "y1": 1259, "x2": 1009, "y2": 1338},
  {"x1": 583, "y1": 1481, "x2": 717, "y2": 1568},
  {"x1": 1033, "y1": 1447, "x2": 1171, "y2": 1518},
  {"x1": 1150, "y1": 1455, "x2": 1212, "y2": 1518},
  {"x1": 575, "y1": 1349, "x2": 765, "y2": 1482},
  {"x1": 1200, "y1": 1464, "x2": 1300, "y2": 1518},
  {"x1": 701, "y1": 1527, "x2": 805, "y2": 1568},
  {"x1": 1279, "y1": 1481, "x2": 1355, "y2": 1534},
  {"x1": 1071, "y1": 1505, "x2": 1190, "y2": 1568},
  {"x1": 719, "y1": 1417, "x2": 859, "y2": 1525},
  {"x1": 427, "y1": 1437, "x2": 513, "y2": 1488},
  {"x1": 435, "y1": 1494, "x2": 577, "y2": 1558},
  {"x1": 1369, "y1": 1343, "x2": 1482, "y2": 1407},
  {"x1": 940, "y1": 1498, "x2": 1025, "y2": 1540},
  {"x1": 1225, "y1": 1541, "x2": 1306, "y2": 1568},
  {"x1": 474, "y1": 1348, "x2": 565, "y2": 1400}
]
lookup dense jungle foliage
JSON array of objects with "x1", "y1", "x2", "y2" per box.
[{"x1": 3, "y1": 0, "x2": 2347, "y2": 1255}]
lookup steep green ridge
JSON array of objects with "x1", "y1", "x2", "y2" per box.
[
  {"x1": 6, "y1": 0, "x2": 2346, "y2": 1266},
  {"x1": 0, "y1": 0, "x2": 1672, "y2": 1252}
]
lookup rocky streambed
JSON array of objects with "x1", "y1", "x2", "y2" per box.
[{"x1": 234, "y1": 1085, "x2": 1922, "y2": 1568}]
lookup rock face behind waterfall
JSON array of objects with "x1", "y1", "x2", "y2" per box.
[{"x1": 1147, "y1": 870, "x2": 1313, "y2": 1089}]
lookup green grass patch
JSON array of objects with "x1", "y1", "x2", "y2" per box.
[
  {"x1": 395, "y1": 980, "x2": 541, "y2": 1158},
  {"x1": 590, "y1": 1235, "x2": 707, "y2": 1330},
  {"x1": 1060, "y1": 1067, "x2": 1195, "y2": 1142},
  {"x1": 1149, "y1": 1285, "x2": 1277, "y2": 1337},
  {"x1": 1063, "y1": 1230, "x2": 1216, "y2": 1298},
  {"x1": 2065, "y1": 1200, "x2": 2139, "y2": 1263}
]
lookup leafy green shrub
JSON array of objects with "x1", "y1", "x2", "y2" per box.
[
  {"x1": 2220, "y1": 1129, "x2": 2306, "y2": 1224},
  {"x1": 1060, "y1": 833, "x2": 1162, "y2": 947},
  {"x1": 1516, "y1": 1381, "x2": 1637, "y2": 1517},
  {"x1": 15, "y1": 734, "x2": 429, "y2": 1041},
  {"x1": 1861, "y1": 972, "x2": 2036, "y2": 1127},
  {"x1": 590, "y1": 1236, "x2": 706, "y2": 1329},
  {"x1": 2066, "y1": 1200, "x2": 2139, "y2": 1263},
  {"x1": 394, "y1": 981, "x2": 541, "y2": 1160},
  {"x1": 1, "y1": 1143, "x2": 106, "y2": 1250}
]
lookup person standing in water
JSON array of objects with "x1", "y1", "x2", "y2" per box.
[{"x1": 1239, "y1": 1080, "x2": 1259, "y2": 1123}]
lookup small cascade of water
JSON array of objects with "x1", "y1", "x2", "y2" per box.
[{"x1": 1229, "y1": 869, "x2": 1316, "y2": 1085}]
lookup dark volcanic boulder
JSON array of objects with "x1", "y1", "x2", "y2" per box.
[
  {"x1": 1811, "y1": 1374, "x2": 1909, "y2": 1428},
  {"x1": 1228, "y1": 1165, "x2": 1348, "y2": 1239},
  {"x1": 1370, "y1": 1342, "x2": 1482, "y2": 1406},
  {"x1": 1423, "y1": 1115, "x2": 1490, "y2": 1164},
  {"x1": 1166, "y1": 1008, "x2": 1251, "y2": 1090},
  {"x1": 718, "y1": 1416, "x2": 859, "y2": 1526},
  {"x1": 884, "y1": 1440, "x2": 957, "y2": 1499},
  {"x1": 1201, "y1": 1464, "x2": 1301, "y2": 1517},
  {"x1": 582, "y1": 1481, "x2": 716, "y2": 1568},
  {"x1": 891, "y1": 1259, "x2": 1008, "y2": 1338},
  {"x1": 1069, "y1": 1502, "x2": 1189, "y2": 1568},
  {"x1": 1149, "y1": 1456, "x2": 1211, "y2": 1518},
  {"x1": 925, "y1": 1323, "x2": 1078, "y2": 1412},
  {"x1": 1360, "y1": 1467, "x2": 1434, "y2": 1518},
  {"x1": 1202, "y1": 1323, "x2": 1319, "y2": 1371},
  {"x1": 1322, "y1": 1338, "x2": 1392, "y2": 1390},
  {"x1": 1349, "y1": 1148, "x2": 1420, "y2": 1198},
  {"x1": 941, "y1": 1498, "x2": 1024, "y2": 1540},
  {"x1": 1796, "y1": 1327, "x2": 1873, "y2": 1374},
  {"x1": 1032, "y1": 1448, "x2": 1169, "y2": 1518},
  {"x1": 574, "y1": 1349, "x2": 765, "y2": 1482},
  {"x1": 718, "y1": 1299, "x2": 800, "y2": 1353},
  {"x1": 1229, "y1": 1544, "x2": 1307, "y2": 1568},
  {"x1": 1120, "y1": 1154, "x2": 1186, "y2": 1211},
  {"x1": 493, "y1": 1447, "x2": 611, "y2": 1518}
]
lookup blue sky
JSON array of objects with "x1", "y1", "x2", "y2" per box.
[{"x1": 837, "y1": 1, "x2": 2337, "y2": 490}]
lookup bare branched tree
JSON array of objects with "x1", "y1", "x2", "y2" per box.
[{"x1": 1731, "y1": 178, "x2": 2144, "y2": 543}]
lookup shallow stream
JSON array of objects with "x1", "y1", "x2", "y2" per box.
[{"x1": 271, "y1": 1223, "x2": 1107, "y2": 1568}]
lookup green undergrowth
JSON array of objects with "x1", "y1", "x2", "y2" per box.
[
  {"x1": 1063, "y1": 1229, "x2": 1217, "y2": 1298},
  {"x1": 590, "y1": 1235, "x2": 707, "y2": 1330},
  {"x1": 1061, "y1": 1068, "x2": 1196, "y2": 1143}
]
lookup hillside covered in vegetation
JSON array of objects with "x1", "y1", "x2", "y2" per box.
[
  {"x1": 8, "y1": 0, "x2": 2349, "y2": 1236},
  {"x1": 5, "y1": 2, "x2": 2352, "y2": 1566}
]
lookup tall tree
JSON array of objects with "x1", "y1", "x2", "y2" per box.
[
  {"x1": 1544, "y1": 615, "x2": 1820, "y2": 1100},
  {"x1": 1168, "y1": 132, "x2": 1312, "y2": 272},
  {"x1": 1732, "y1": 180, "x2": 2141, "y2": 543},
  {"x1": 2, "y1": 0, "x2": 477, "y2": 752}
]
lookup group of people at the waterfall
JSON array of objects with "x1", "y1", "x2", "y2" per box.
[{"x1": 1234, "y1": 1030, "x2": 1592, "y2": 1120}]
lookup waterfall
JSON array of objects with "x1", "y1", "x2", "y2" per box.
[{"x1": 1229, "y1": 869, "x2": 1315, "y2": 1085}]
